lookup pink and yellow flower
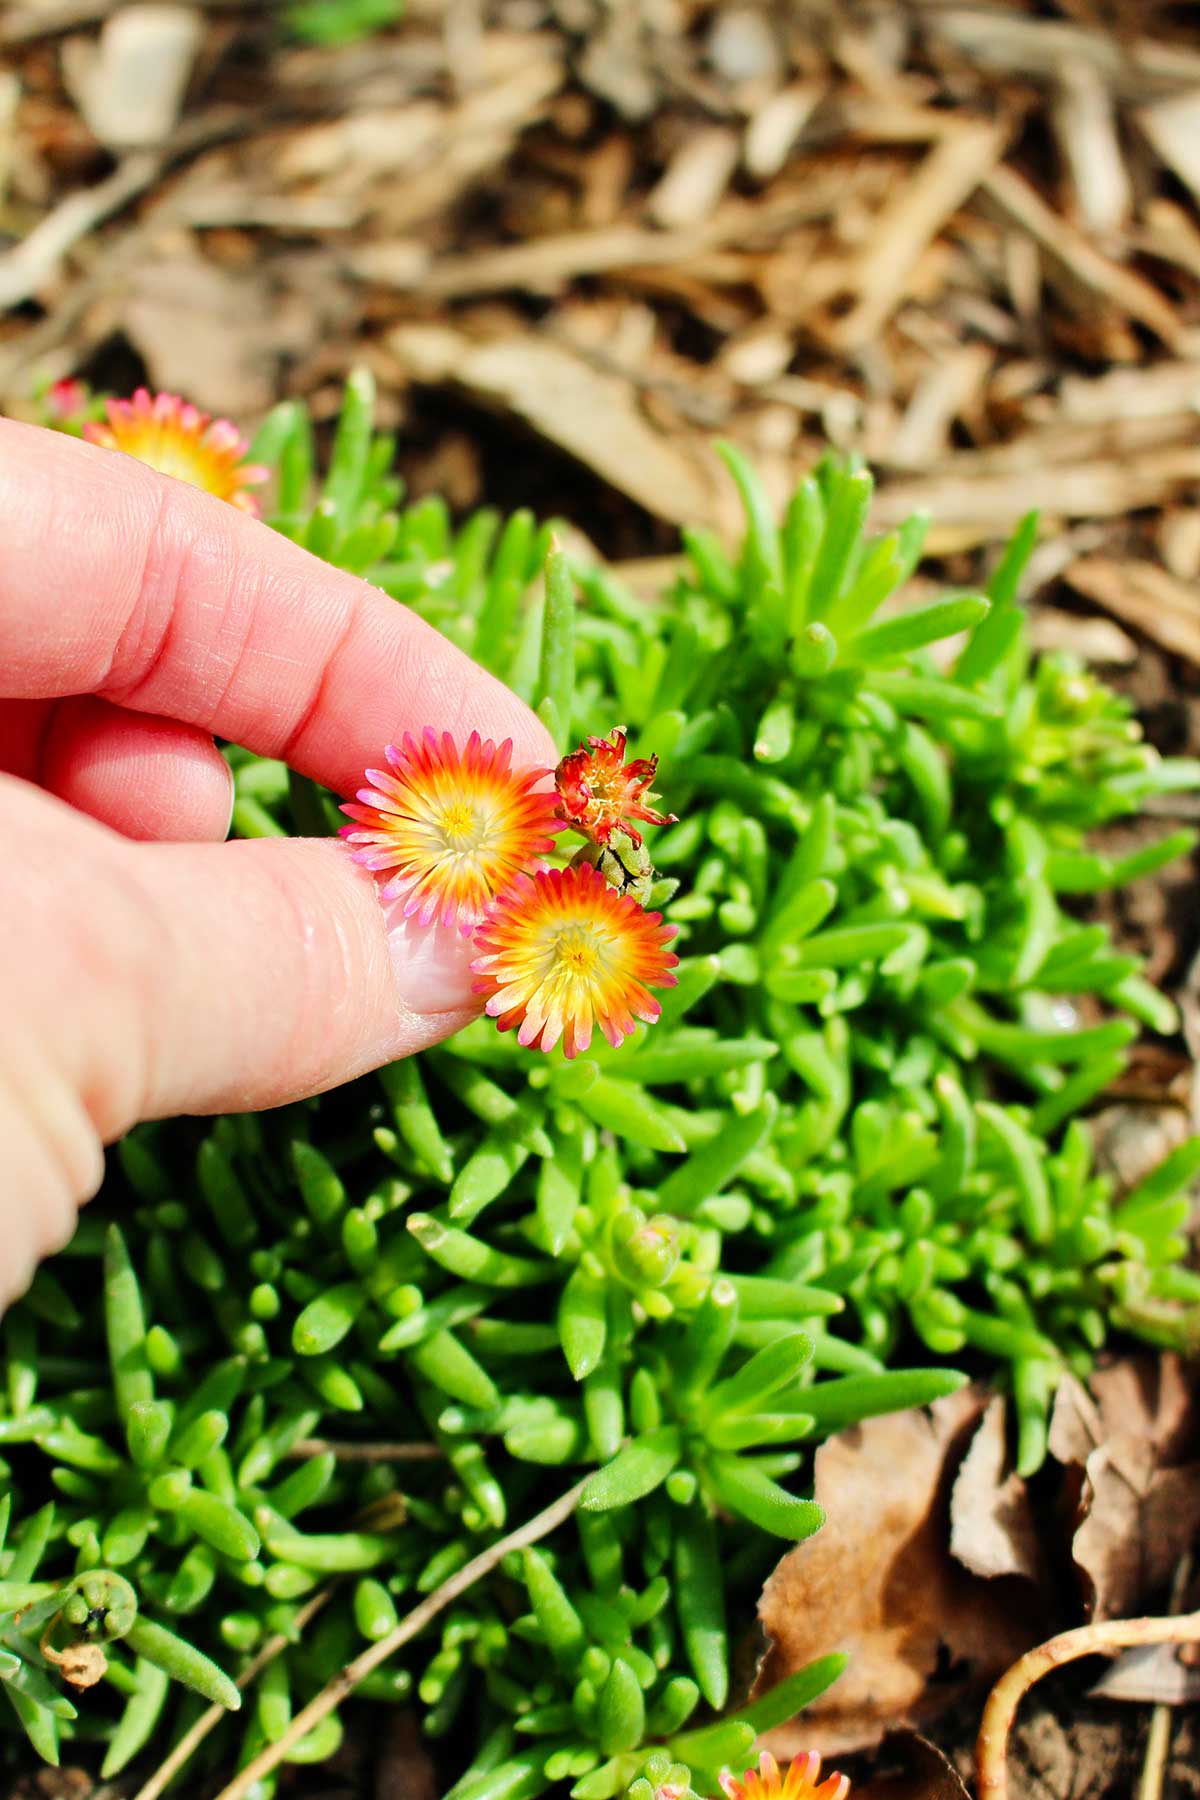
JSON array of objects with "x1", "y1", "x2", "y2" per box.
[
  {"x1": 84, "y1": 388, "x2": 268, "y2": 515},
  {"x1": 720, "y1": 1753, "x2": 849, "y2": 1800},
  {"x1": 470, "y1": 862, "x2": 678, "y2": 1058},
  {"x1": 555, "y1": 727, "x2": 678, "y2": 849},
  {"x1": 340, "y1": 730, "x2": 559, "y2": 936}
]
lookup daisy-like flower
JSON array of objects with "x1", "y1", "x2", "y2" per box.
[
  {"x1": 84, "y1": 389, "x2": 269, "y2": 515},
  {"x1": 340, "y1": 730, "x2": 560, "y2": 936},
  {"x1": 555, "y1": 727, "x2": 678, "y2": 849},
  {"x1": 470, "y1": 862, "x2": 678, "y2": 1058},
  {"x1": 719, "y1": 1753, "x2": 849, "y2": 1800}
]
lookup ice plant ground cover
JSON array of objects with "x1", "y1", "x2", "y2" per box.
[{"x1": 2, "y1": 371, "x2": 1200, "y2": 1796}]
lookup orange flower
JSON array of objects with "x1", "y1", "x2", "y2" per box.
[
  {"x1": 84, "y1": 389, "x2": 268, "y2": 515},
  {"x1": 341, "y1": 730, "x2": 559, "y2": 936},
  {"x1": 720, "y1": 1753, "x2": 849, "y2": 1800},
  {"x1": 555, "y1": 727, "x2": 677, "y2": 849},
  {"x1": 471, "y1": 862, "x2": 678, "y2": 1058}
]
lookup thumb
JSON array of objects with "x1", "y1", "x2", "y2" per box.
[
  {"x1": 5, "y1": 769, "x2": 479, "y2": 1152},
  {"x1": 120, "y1": 834, "x2": 480, "y2": 1119}
]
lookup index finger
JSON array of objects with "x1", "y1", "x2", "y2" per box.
[{"x1": 0, "y1": 420, "x2": 556, "y2": 793}]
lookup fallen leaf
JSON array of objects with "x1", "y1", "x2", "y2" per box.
[
  {"x1": 754, "y1": 1389, "x2": 1047, "y2": 1754},
  {"x1": 1090, "y1": 1638, "x2": 1200, "y2": 1706},
  {"x1": 1048, "y1": 1358, "x2": 1200, "y2": 1619},
  {"x1": 949, "y1": 1396, "x2": 1043, "y2": 1584},
  {"x1": 854, "y1": 1731, "x2": 971, "y2": 1800}
]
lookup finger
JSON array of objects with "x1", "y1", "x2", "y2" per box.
[
  {"x1": 39, "y1": 697, "x2": 234, "y2": 841},
  {"x1": 0, "y1": 698, "x2": 54, "y2": 781},
  {"x1": 4, "y1": 774, "x2": 478, "y2": 1139},
  {"x1": 0, "y1": 420, "x2": 556, "y2": 795}
]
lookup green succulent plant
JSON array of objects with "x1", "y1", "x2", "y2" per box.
[{"x1": 1, "y1": 369, "x2": 1197, "y2": 1795}]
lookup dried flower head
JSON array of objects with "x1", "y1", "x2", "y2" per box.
[
  {"x1": 341, "y1": 730, "x2": 559, "y2": 935},
  {"x1": 84, "y1": 389, "x2": 269, "y2": 515},
  {"x1": 720, "y1": 1753, "x2": 849, "y2": 1800},
  {"x1": 471, "y1": 861, "x2": 678, "y2": 1058},
  {"x1": 555, "y1": 727, "x2": 678, "y2": 849}
]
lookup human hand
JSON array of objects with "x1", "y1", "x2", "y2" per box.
[{"x1": 0, "y1": 419, "x2": 555, "y2": 1305}]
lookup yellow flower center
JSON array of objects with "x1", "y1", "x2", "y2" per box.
[
  {"x1": 439, "y1": 801, "x2": 481, "y2": 846},
  {"x1": 556, "y1": 926, "x2": 600, "y2": 976}
]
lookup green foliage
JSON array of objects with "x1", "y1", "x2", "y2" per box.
[
  {"x1": 3, "y1": 373, "x2": 1200, "y2": 1792},
  {"x1": 283, "y1": 0, "x2": 405, "y2": 48}
]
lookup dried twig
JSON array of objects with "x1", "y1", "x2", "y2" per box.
[
  {"x1": 210, "y1": 1476, "x2": 589, "y2": 1800},
  {"x1": 976, "y1": 1611, "x2": 1200, "y2": 1800},
  {"x1": 285, "y1": 1437, "x2": 444, "y2": 1463},
  {"x1": 131, "y1": 1586, "x2": 334, "y2": 1800},
  {"x1": 0, "y1": 106, "x2": 246, "y2": 310}
]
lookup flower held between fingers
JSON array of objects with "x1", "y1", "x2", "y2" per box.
[
  {"x1": 471, "y1": 861, "x2": 678, "y2": 1057},
  {"x1": 341, "y1": 730, "x2": 560, "y2": 936}
]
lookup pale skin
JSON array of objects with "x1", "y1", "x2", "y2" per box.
[{"x1": 0, "y1": 419, "x2": 556, "y2": 1308}]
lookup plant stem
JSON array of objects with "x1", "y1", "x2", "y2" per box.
[
  {"x1": 210, "y1": 1477, "x2": 589, "y2": 1800},
  {"x1": 286, "y1": 1438, "x2": 444, "y2": 1462},
  {"x1": 131, "y1": 1588, "x2": 333, "y2": 1800},
  {"x1": 976, "y1": 1611, "x2": 1200, "y2": 1800}
]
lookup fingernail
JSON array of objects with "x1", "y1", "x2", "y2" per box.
[{"x1": 385, "y1": 901, "x2": 479, "y2": 1017}]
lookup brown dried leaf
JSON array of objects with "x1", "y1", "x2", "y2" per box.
[
  {"x1": 855, "y1": 1731, "x2": 971, "y2": 1800},
  {"x1": 1049, "y1": 1359, "x2": 1200, "y2": 1620},
  {"x1": 949, "y1": 1396, "x2": 1042, "y2": 1584},
  {"x1": 1090, "y1": 1638, "x2": 1200, "y2": 1705},
  {"x1": 754, "y1": 1389, "x2": 1046, "y2": 1755}
]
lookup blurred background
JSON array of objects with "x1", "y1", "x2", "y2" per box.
[{"x1": 1, "y1": 0, "x2": 1197, "y2": 556}]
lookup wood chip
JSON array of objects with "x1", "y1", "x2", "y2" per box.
[
  {"x1": 647, "y1": 125, "x2": 740, "y2": 230},
  {"x1": 925, "y1": 10, "x2": 1200, "y2": 102},
  {"x1": 1137, "y1": 89, "x2": 1200, "y2": 209},
  {"x1": 1027, "y1": 609, "x2": 1137, "y2": 666},
  {"x1": 1056, "y1": 361, "x2": 1200, "y2": 424},
  {"x1": 981, "y1": 164, "x2": 1184, "y2": 348},
  {"x1": 62, "y1": 3, "x2": 201, "y2": 150},
  {"x1": 0, "y1": 69, "x2": 18, "y2": 208},
  {"x1": 875, "y1": 450, "x2": 1200, "y2": 546},
  {"x1": 1052, "y1": 60, "x2": 1132, "y2": 234},
  {"x1": 1064, "y1": 556, "x2": 1200, "y2": 666},
  {"x1": 385, "y1": 322, "x2": 724, "y2": 528},
  {"x1": 372, "y1": 182, "x2": 853, "y2": 299},
  {"x1": 707, "y1": 6, "x2": 782, "y2": 86},
  {"x1": 743, "y1": 82, "x2": 823, "y2": 182},
  {"x1": 0, "y1": 149, "x2": 159, "y2": 307},
  {"x1": 830, "y1": 118, "x2": 1010, "y2": 349},
  {"x1": 886, "y1": 344, "x2": 993, "y2": 469},
  {"x1": 1160, "y1": 511, "x2": 1200, "y2": 583}
]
